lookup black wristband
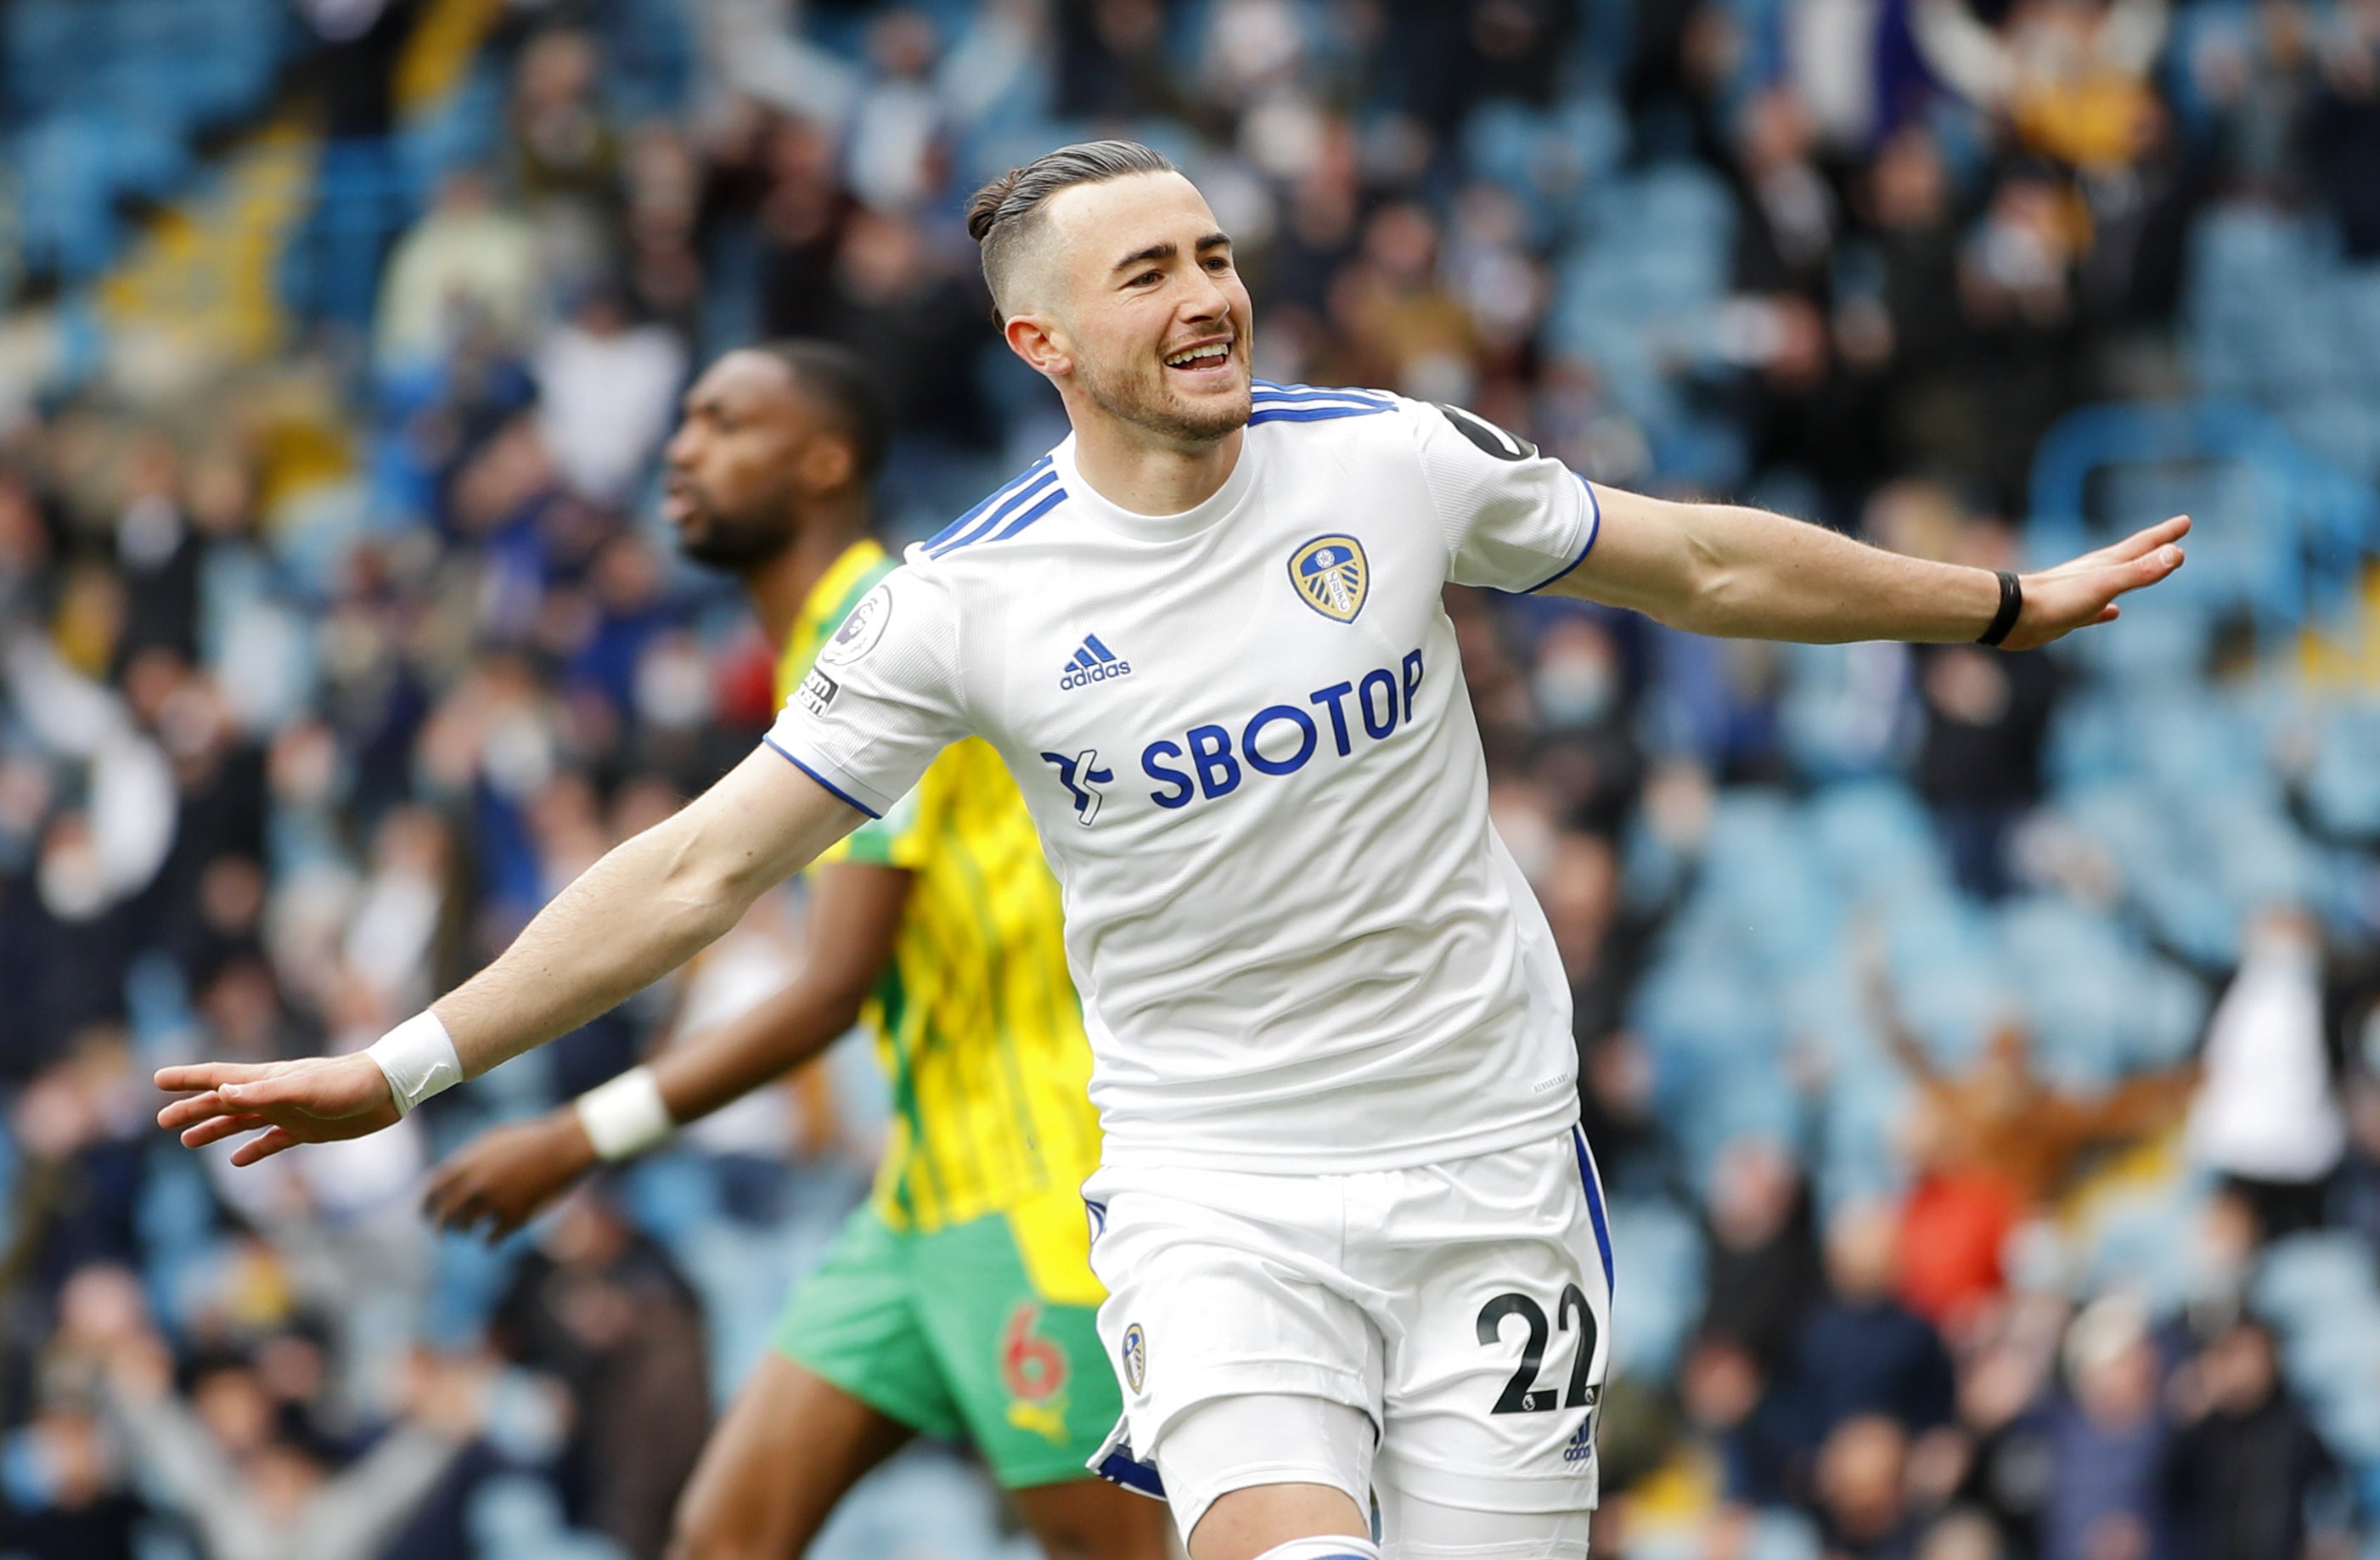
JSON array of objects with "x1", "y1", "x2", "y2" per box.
[{"x1": 1978, "y1": 570, "x2": 2023, "y2": 648}]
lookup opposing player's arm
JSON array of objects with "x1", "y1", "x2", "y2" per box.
[
  {"x1": 1550, "y1": 486, "x2": 2187, "y2": 650},
  {"x1": 424, "y1": 861, "x2": 911, "y2": 1237},
  {"x1": 156, "y1": 746, "x2": 869, "y2": 1164}
]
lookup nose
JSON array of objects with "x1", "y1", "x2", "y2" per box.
[
  {"x1": 664, "y1": 420, "x2": 700, "y2": 469},
  {"x1": 1180, "y1": 268, "x2": 1231, "y2": 326}
]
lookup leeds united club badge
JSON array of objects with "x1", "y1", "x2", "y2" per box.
[{"x1": 1289, "y1": 534, "x2": 1368, "y2": 623}]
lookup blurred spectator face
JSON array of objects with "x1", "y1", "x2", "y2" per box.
[
  {"x1": 1363, "y1": 204, "x2": 1441, "y2": 290},
  {"x1": 20, "y1": 1408, "x2": 117, "y2": 1508},
  {"x1": 1097, "y1": 0, "x2": 1167, "y2": 57},
  {"x1": 1537, "y1": 831, "x2": 1617, "y2": 979},
  {"x1": 1826, "y1": 1199, "x2": 1903, "y2": 1304},
  {"x1": 1817, "y1": 1414, "x2": 1909, "y2": 1541},
  {"x1": 664, "y1": 353, "x2": 853, "y2": 569},
  {"x1": 246, "y1": 1441, "x2": 325, "y2": 1522},
  {"x1": 1871, "y1": 129, "x2": 1950, "y2": 232},
  {"x1": 200, "y1": 958, "x2": 284, "y2": 1058},
  {"x1": 192, "y1": 1362, "x2": 275, "y2": 1458},
  {"x1": 2200, "y1": 1320, "x2": 2279, "y2": 1416},
  {"x1": 1711, "y1": 1140, "x2": 1801, "y2": 1250},
  {"x1": 1024, "y1": 173, "x2": 1256, "y2": 444},
  {"x1": 0, "y1": 470, "x2": 51, "y2": 571},
  {"x1": 2064, "y1": 1294, "x2": 2158, "y2": 1429},
  {"x1": 1680, "y1": 1333, "x2": 1765, "y2": 1430},
  {"x1": 1533, "y1": 618, "x2": 1620, "y2": 730},
  {"x1": 835, "y1": 210, "x2": 929, "y2": 307},
  {"x1": 1738, "y1": 87, "x2": 1817, "y2": 177},
  {"x1": 867, "y1": 8, "x2": 939, "y2": 82},
  {"x1": 1919, "y1": 1510, "x2": 2006, "y2": 1560},
  {"x1": 56, "y1": 1265, "x2": 151, "y2": 1353}
]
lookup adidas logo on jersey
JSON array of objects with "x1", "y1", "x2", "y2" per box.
[{"x1": 1060, "y1": 634, "x2": 1132, "y2": 690}]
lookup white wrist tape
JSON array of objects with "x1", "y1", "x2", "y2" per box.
[
  {"x1": 575, "y1": 1066, "x2": 675, "y2": 1162},
  {"x1": 364, "y1": 1011, "x2": 464, "y2": 1118}
]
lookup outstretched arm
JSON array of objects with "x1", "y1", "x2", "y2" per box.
[
  {"x1": 156, "y1": 747, "x2": 868, "y2": 1164},
  {"x1": 423, "y1": 861, "x2": 911, "y2": 1237},
  {"x1": 1556, "y1": 487, "x2": 2186, "y2": 650}
]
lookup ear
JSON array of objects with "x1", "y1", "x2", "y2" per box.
[
  {"x1": 796, "y1": 436, "x2": 857, "y2": 494},
  {"x1": 1004, "y1": 313, "x2": 1073, "y2": 380}
]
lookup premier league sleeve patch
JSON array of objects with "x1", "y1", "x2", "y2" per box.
[
  {"x1": 819, "y1": 583, "x2": 892, "y2": 666},
  {"x1": 1289, "y1": 534, "x2": 1369, "y2": 623}
]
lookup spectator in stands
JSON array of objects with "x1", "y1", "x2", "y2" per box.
[
  {"x1": 1680, "y1": 1330, "x2": 1808, "y2": 1507},
  {"x1": 2040, "y1": 1294, "x2": 2170, "y2": 1560},
  {"x1": 103, "y1": 1339, "x2": 474, "y2": 1560},
  {"x1": 2309, "y1": 0, "x2": 2380, "y2": 257},
  {"x1": 2162, "y1": 1314, "x2": 2338, "y2": 1559},
  {"x1": 1868, "y1": 950, "x2": 2193, "y2": 1258},
  {"x1": 1794, "y1": 1201, "x2": 1958, "y2": 1440},
  {"x1": 374, "y1": 170, "x2": 544, "y2": 370},
  {"x1": 1911, "y1": 0, "x2": 2169, "y2": 172},
  {"x1": 2189, "y1": 905, "x2": 2347, "y2": 1238},
  {"x1": 1700, "y1": 1138, "x2": 1824, "y2": 1370},
  {"x1": 490, "y1": 1191, "x2": 708, "y2": 1560},
  {"x1": 1812, "y1": 1413, "x2": 1924, "y2": 1558},
  {"x1": 532, "y1": 285, "x2": 689, "y2": 505}
]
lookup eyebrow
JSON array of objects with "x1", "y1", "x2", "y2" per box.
[{"x1": 1110, "y1": 232, "x2": 1232, "y2": 275}]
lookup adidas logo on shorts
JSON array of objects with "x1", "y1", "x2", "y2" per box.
[{"x1": 1060, "y1": 634, "x2": 1131, "y2": 690}]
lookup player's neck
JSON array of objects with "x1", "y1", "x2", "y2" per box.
[
  {"x1": 1067, "y1": 417, "x2": 1245, "y2": 517},
  {"x1": 744, "y1": 498, "x2": 871, "y2": 650}
]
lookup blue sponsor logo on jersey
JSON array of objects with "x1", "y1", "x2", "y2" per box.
[
  {"x1": 1060, "y1": 634, "x2": 1132, "y2": 690},
  {"x1": 1290, "y1": 534, "x2": 1369, "y2": 623},
  {"x1": 1039, "y1": 748, "x2": 1112, "y2": 825},
  {"x1": 1564, "y1": 1413, "x2": 1596, "y2": 1464},
  {"x1": 1140, "y1": 650, "x2": 1424, "y2": 808}
]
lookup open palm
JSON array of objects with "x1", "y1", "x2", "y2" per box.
[
  {"x1": 2000, "y1": 514, "x2": 2190, "y2": 651},
  {"x1": 155, "y1": 1053, "x2": 402, "y2": 1166}
]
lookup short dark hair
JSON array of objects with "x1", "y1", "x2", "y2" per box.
[
  {"x1": 751, "y1": 340, "x2": 888, "y2": 482},
  {"x1": 965, "y1": 139, "x2": 1179, "y2": 313}
]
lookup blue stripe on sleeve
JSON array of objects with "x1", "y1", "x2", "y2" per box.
[
  {"x1": 926, "y1": 467, "x2": 1061, "y2": 557},
  {"x1": 1248, "y1": 403, "x2": 1395, "y2": 425},
  {"x1": 922, "y1": 459, "x2": 1054, "y2": 555},
  {"x1": 1524, "y1": 474, "x2": 1602, "y2": 594},
  {"x1": 762, "y1": 738, "x2": 882, "y2": 819}
]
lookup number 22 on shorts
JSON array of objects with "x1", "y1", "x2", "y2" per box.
[{"x1": 1476, "y1": 1283, "x2": 1599, "y2": 1415}]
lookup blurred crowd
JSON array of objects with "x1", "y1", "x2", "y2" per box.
[{"x1": 2, "y1": 1, "x2": 2380, "y2": 1557}]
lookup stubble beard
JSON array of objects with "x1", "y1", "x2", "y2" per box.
[
  {"x1": 672, "y1": 492, "x2": 797, "y2": 571},
  {"x1": 1077, "y1": 329, "x2": 1252, "y2": 448}
]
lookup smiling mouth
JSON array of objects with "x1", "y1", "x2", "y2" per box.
[{"x1": 1163, "y1": 340, "x2": 1234, "y2": 370}]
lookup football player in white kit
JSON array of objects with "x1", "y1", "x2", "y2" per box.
[{"x1": 157, "y1": 142, "x2": 2187, "y2": 1560}]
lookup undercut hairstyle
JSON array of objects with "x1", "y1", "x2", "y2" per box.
[
  {"x1": 966, "y1": 140, "x2": 1179, "y2": 315},
  {"x1": 752, "y1": 339, "x2": 889, "y2": 482}
]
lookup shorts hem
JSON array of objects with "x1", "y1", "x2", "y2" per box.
[
  {"x1": 774, "y1": 1339, "x2": 967, "y2": 1447},
  {"x1": 993, "y1": 1458, "x2": 1122, "y2": 1491}
]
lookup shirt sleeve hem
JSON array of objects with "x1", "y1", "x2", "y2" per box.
[
  {"x1": 1522, "y1": 473, "x2": 1602, "y2": 594},
  {"x1": 762, "y1": 737, "x2": 885, "y2": 819}
]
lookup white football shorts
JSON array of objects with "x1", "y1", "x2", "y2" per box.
[{"x1": 1083, "y1": 1125, "x2": 1615, "y2": 1531}]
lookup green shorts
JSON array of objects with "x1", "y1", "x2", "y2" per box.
[{"x1": 771, "y1": 1186, "x2": 1118, "y2": 1490}]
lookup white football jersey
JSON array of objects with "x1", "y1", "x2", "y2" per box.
[{"x1": 766, "y1": 383, "x2": 1601, "y2": 1174}]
